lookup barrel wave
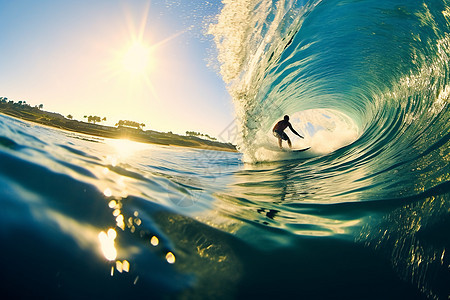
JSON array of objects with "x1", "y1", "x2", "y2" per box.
[
  {"x1": 0, "y1": 0, "x2": 449, "y2": 299},
  {"x1": 210, "y1": 0, "x2": 449, "y2": 163},
  {"x1": 209, "y1": 0, "x2": 450, "y2": 297}
]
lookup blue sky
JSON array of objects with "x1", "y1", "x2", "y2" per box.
[{"x1": 0, "y1": 0, "x2": 235, "y2": 138}]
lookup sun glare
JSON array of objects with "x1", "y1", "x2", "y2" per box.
[
  {"x1": 107, "y1": 138, "x2": 150, "y2": 158},
  {"x1": 101, "y1": 0, "x2": 189, "y2": 112},
  {"x1": 122, "y1": 42, "x2": 153, "y2": 75}
]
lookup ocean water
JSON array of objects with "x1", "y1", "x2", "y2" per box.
[{"x1": 1, "y1": 0, "x2": 449, "y2": 299}]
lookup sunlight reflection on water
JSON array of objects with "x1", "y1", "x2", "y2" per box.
[
  {"x1": 106, "y1": 138, "x2": 152, "y2": 159},
  {"x1": 98, "y1": 228, "x2": 117, "y2": 261}
]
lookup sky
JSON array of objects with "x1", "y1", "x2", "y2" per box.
[{"x1": 0, "y1": 0, "x2": 235, "y2": 139}]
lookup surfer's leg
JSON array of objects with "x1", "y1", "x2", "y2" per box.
[
  {"x1": 274, "y1": 131, "x2": 283, "y2": 149},
  {"x1": 287, "y1": 137, "x2": 292, "y2": 149}
]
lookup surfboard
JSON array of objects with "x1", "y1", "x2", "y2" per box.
[
  {"x1": 291, "y1": 147, "x2": 310, "y2": 153},
  {"x1": 278, "y1": 147, "x2": 311, "y2": 153}
]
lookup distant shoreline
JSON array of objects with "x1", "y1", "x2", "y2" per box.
[{"x1": 0, "y1": 103, "x2": 237, "y2": 153}]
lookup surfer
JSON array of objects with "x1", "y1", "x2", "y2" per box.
[{"x1": 272, "y1": 115, "x2": 304, "y2": 149}]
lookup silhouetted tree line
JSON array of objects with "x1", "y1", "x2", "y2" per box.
[
  {"x1": 84, "y1": 115, "x2": 106, "y2": 124},
  {"x1": 115, "y1": 120, "x2": 146, "y2": 130},
  {"x1": 1, "y1": 97, "x2": 43, "y2": 110},
  {"x1": 185, "y1": 131, "x2": 217, "y2": 141}
]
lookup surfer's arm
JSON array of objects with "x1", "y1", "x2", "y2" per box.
[{"x1": 289, "y1": 125, "x2": 304, "y2": 138}]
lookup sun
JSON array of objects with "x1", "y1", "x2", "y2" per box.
[
  {"x1": 122, "y1": 42, "x2": 153, "y2": 75},
  {"x1": 103, "y1": 1, "x2": 187, "y2": 100}
]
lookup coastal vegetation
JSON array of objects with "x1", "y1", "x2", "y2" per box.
[
  {"x1": 0, "y1": 98, "x2": 236, "y2": 152},
  {"x1": 116, "y1": 120, "x2": 146, "y2": 130},
  {"x1": 84, "y1": 115, "x2": 107, "y2": 124},
  {"x1": 186, "y1": 131, "x2": 217, "y2": 141}
]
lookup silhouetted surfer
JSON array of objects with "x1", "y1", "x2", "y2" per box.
[{"x1": 272, "y1": 115, "x2": 303, "y2": 149}]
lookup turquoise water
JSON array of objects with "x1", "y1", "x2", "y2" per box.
[{"x1": 1, "y1": 0, "x2": 450, "y2": 298}]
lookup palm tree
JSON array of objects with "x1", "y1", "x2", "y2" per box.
[
  {"x1": 87, "y1": 116, "x2": 99, "y2": 124},
  {"x1": 67, "y1": 114, "x2": 73, "y2": 120}
]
